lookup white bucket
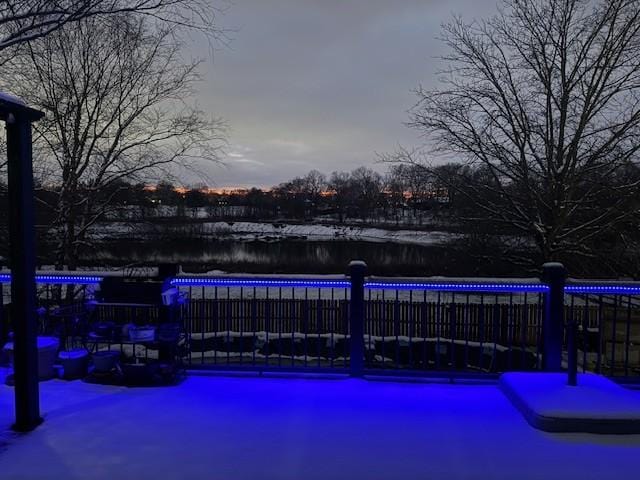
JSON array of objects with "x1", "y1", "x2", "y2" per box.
[
  {"x1": 161, "y1": 287, "x2": 178, "y2": 306},
  {"x1": 3, "y1": 336, "x2": 60, "y2": 379}
]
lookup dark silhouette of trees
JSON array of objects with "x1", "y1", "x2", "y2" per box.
[
  {"x1": 153, "y1": 182, "x2": 180, "y2": 206},
  {"x1": 349, "y1": 167, "x2": 384, "y2": 220},
  {"x1": 301, "y1": 170, "x2": 326, "y2": 205},
  {"x1": 327, "y1": 171, "x2": 356, "y2": 223},
  {"x1": 1, "y1": 14, "x2": 225, "y2": 271},
  {"x1": 184, "y1": 189, "x2": 208, "y2": 209},
  {"x1": 244, "y1": 187, "x2": 276, "y2": 218},
  {"x1": 401, "y1": 0, "x2": 640, "y2": 266}
]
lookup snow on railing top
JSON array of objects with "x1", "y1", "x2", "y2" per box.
[
  {"x1": 0, "y1": 273, "x2": 103, "y2": 284},
  {"x1": 170, "y1": 276, "x2": 351, "y2": 289},
  {"x1": 1, "y1": 270, "x2": 640, "y2": 294},
  {"x1": 565, "y1": 279, "x2": 640, "y2": 295},
  {"x1": 168, "y1": 274, "x2": 548, "y2": 292},
  {"x1": 364, "y1": 278, "x2": 549, "y2": 293},
  {"x1": 0, "y1": 268, "x2": 157, "y2": 285},
  {"x1": 365, "y1": 276, "x2": 640, "y2": 294}
]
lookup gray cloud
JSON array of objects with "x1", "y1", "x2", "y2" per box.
[{"x1": 189, "y1": 0, "x2": 498, "y2": 188}]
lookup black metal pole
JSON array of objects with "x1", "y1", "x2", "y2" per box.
[
  {"x1": 6, "y1": 111, "x2": 42, "y2": 431},
  {"x1": 541, "y1": 262, "x2": 567, "y2": 374},
  {"x1": 349, "y1": 260, "x2": 366, "y2": 377}
]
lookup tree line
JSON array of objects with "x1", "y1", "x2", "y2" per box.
[{"x1": 0, "y1": 163, "x2": 452, "y2": 224}]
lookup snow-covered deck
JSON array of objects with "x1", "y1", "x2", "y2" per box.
[{"x1": 1, "y1": 369, "x2": 640, "y2": 480}]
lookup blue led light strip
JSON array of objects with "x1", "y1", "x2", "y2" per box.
[
  {"x1": 170, "y1": 277, "x2": 351, "y2": 289},
  {"x1": 364, "y1": 282, "x2": 549, "y2": 293},
  {"x1": 1, "y1": 272, "x2": 637, "y2": 295},
  {"x1": 565, "y1": 285, "x2": 640, "y2": 295},
  {"x1": 36, "y1": 275, "x2": 103, "y2": 285},
  {"x1": 0, "y1": 274, "x2": 103, "y2": 284}
]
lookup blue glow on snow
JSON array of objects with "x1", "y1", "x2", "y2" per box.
[{"x1": 1, "y1": 373, "x2": 639, "y2": 479}]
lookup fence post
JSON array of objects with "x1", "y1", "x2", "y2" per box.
[
  {"x1": 349, "y1": 260, "x2": 367, "y2": 377},
  {"x1": 566, "y1": 306, "x2": 578, "y2": 386},
  {"x1": 541, "y1": 262, "x2": 567, "y2": 373}
]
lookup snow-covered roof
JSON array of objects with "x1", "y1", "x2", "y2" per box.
[{"x1": 0, "y1": 92, "x2": 26, "y2": 105}]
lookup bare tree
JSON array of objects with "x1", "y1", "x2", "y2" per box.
[
  {"x1": 405, "y1": 0, "x2": 640, "y2": 265},
  {"x1": 350, "y1": 166, "x2": 383, "y2": 221},
  {"x1": 301, "y1": 169, "x2": 326, "y2": 203},
  {"x1": 384, "y1": 166, "x2": 407, "y2": 224},
  {"x1": 0, "y1": 0, "x2": 219, "y2": 51},
  {"x1": 272, "y1": 177, "x2": 306, "y2": 218},
  {"x1": 327, "y1": 171, "x2": 354, "y2": 223},
  {"x1": 390, "y1": 163, "x2": 436, "y2": 201},
  {"x1": 1, "y1": 14, "x2": 225, "y2": 272}
]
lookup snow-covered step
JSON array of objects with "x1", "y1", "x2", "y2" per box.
[{"x1": 500, "y1": 372, "x2": 640, "y2": 433}]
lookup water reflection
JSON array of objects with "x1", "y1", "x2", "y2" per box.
[{"x1": 87, "y1": 239, "x2": 462, "y2": 276}]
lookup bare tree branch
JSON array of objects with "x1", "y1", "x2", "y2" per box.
[
  {"x1": 402, "y1": 0, "x2": 640, "y2": 266},
  {"x1": 1, "y1": 13, "x2": 226, "y2": 271},
  {"x1": 0, "y1": 0, "x2": 224, "y2": 52}
]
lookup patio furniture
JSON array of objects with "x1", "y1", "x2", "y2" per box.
[
  {"x1": 46, "y1": 303, "x2": 94, "y2": 351},
  {"x1": 92, "y1": 350, "x2": 121, "y2": 373},
  {"x1": 87, "y1": 319, "x2": 185, "y2": 385},
  {"x1": 83, "y1": 350, "x2": 124, "y2": 385},
  {"x1": 3, "y1": 336, "x2": 60, "y2": 380},
  {"x1": 78, "y1": 276, "x2": 186, "y2": 385},
  {"x1": 59, "y1": 349, "x2": 89, "y2": 379}
]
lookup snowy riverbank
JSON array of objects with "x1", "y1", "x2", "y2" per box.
[{"x1": 90, "y1": 221, "x2": 457, "y2": 246}]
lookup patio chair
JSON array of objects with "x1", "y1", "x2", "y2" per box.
[{"x1": 46, "y1": 303, "x2": 94, "y2": 352}]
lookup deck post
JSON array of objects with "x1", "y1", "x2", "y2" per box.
[
  {"x1": 349, "y1": 260, "x2": 367, "y2": 377},
  {"x1": 1, "y1": 95, "x2": 45, "y2": 432},
  {"x1": 541, "y1": 263, "x2": 567, "y2": 374}
]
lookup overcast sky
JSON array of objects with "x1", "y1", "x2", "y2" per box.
[{"x1": 189, "y1": 0, "x2": 497, "y2": 189}]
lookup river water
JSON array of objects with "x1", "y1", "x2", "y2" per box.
[{"x1": 81, "y1": 237, "x2": 522, "y2": 277}]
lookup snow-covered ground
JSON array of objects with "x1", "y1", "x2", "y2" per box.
[
  {"x1": 202, "y1": 221, "x2": 456, "y2": 245},
  {"x1": 91, "y1": 220, "x2": 457, "y2": 246},
  {"x1": 1, "y1": 370, "x2": 640, "y2": 480}
]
